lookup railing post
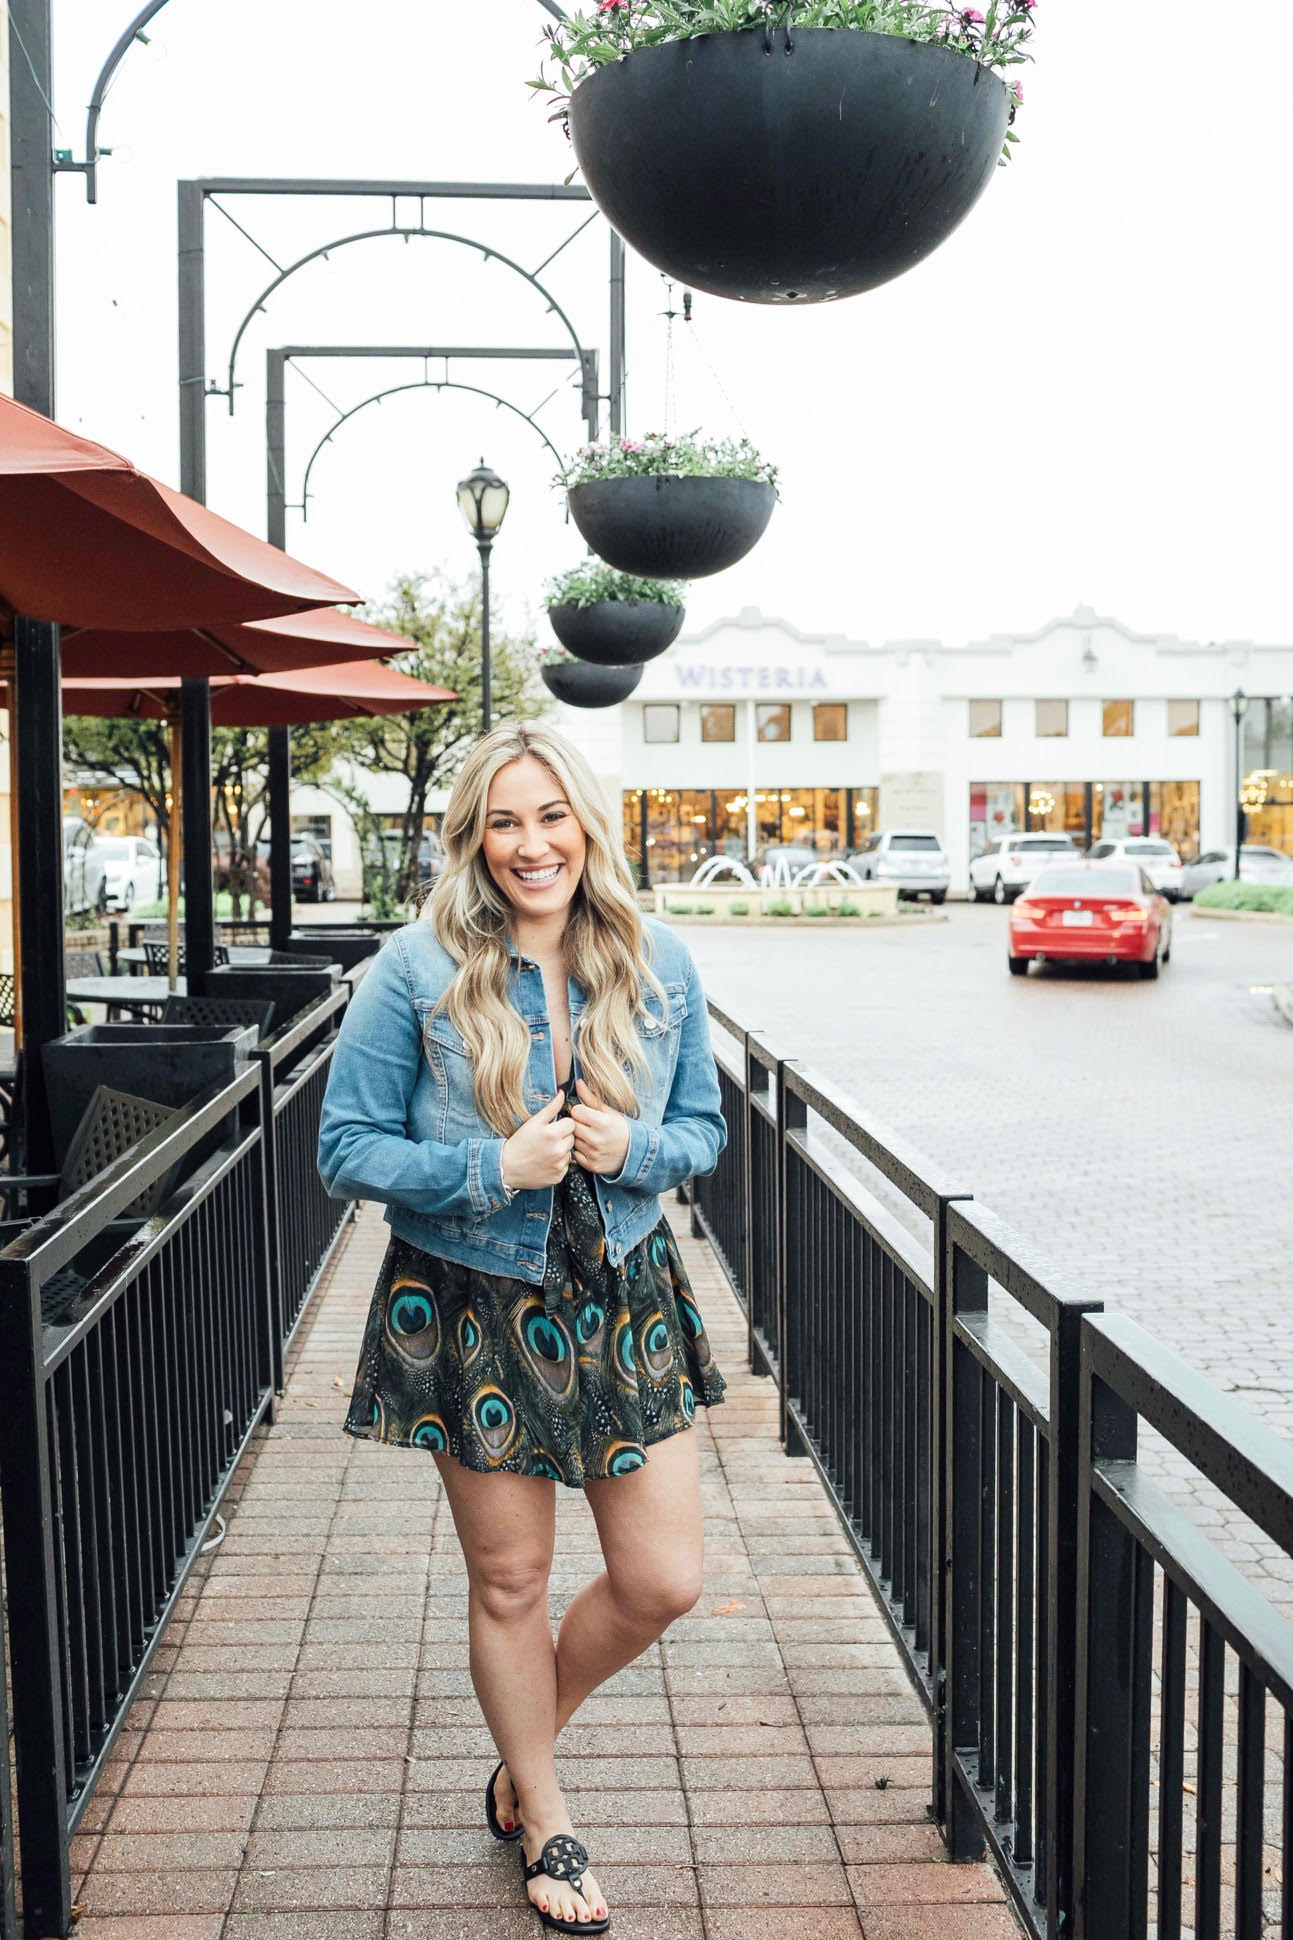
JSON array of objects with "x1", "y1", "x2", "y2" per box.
[
  {"x1": 0, "y1": 1256, "x2": 73, "y2": 1939},
  {"x1": 929, "y1": 1190, "x2": 959, "y2": 1828},
  {"x1": 252, "y1": 1047, "x2": 285, "y2": 1397},
  {"x1": 0, "y1": 1583, "x2": 16, "y2": 1940},
  {"x1": 1071, "y1": 1340, "x2": 1149, "y2": 1940},
  {"x1": 944, "y1": 1221, "x2": 988, "y2": 1861},
  {"x1": 776, "y1": 1057, "x2": 808, "y2": 1458},
  {"x1": 744, "y1": 1034, "x2": 771, "y2": 1380},
  {"x1": 1046, "y1": 1297, "x2": 1092, "y2": 1940}
]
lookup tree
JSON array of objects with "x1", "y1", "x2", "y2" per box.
[
  {"x1": 63, "y1": 715, "x2": 174, "y2": 852},
  {"x1": 330, "y1": 573, "x2": 548, "y2": 902}
]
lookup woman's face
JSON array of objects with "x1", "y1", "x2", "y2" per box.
[{"x1": 482, "y1": 755, "x2": 588, "y2": 920}]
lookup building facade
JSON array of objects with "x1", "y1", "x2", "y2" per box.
[{"x1": 593, "y1": 607, "x2": 1293, "y2": 890}]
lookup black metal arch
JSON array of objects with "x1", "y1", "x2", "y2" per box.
[
  {"x1": 224, "y1": 225, "x2": 592, "y2": 420},
  {"x1": 299, "y1": 376, "x2": 567, "y2": 511}
]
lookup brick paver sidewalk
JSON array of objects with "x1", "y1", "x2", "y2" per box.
[{"x1": 70, "y1": 1203, "x2": 1015, "y2": 1940}]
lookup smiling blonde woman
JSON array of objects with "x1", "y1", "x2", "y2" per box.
[{"x1": 318, "y1": 723, "x2": 728, "y2": 1933}]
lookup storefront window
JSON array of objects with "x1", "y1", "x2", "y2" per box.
[
  {"x1": 970, "y1": 779, "x2": 1202, "y2": 862},
  {"x1": 1167, "y1": 699, "x2": 1200, "y2": 737},
  {"x1": 623, "y1": 784, "x2": 873, "y2": 882},
  {"x1": 701, "y1": 704, "x2": 735, "y2": 743},
  {"x1": 969, "y1": 700, "x2": 1002, "y2": 738},
  {"x1": 1026, "y1": 782, "x2": 1087, "y2": 840},
  {"x1": 1035, "y1": 699, "x2": 1068, "y2": 737},
  {"x1": 1102, "y1": 699, "x2": 1135, "y2": 737},
  {"x1": 1151, "y1": 781, "x2": 1201, "y2": 860},
  {"x1": 1242, "y1": 696, "x2": 1293, "y2": 778},
  {"x1": 756, "y1": 704, "x2": 792, "y2": 743},
  {"x1": 1094, "y1": 781, "x2": 1144, "y2": 838},
  {"x1": 643, "y1": 704, "x2": 679, "y2": 744},
  {"x1": 813, "y1": 703, "x2": 847, "y2": 742},
  {"x1": 968, "y1": 783, "x2": 1026, "y2": 860}
]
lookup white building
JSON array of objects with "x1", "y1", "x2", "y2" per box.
[{"x1": 593, "y1": 606, "x2": 1293, "y2": 889}]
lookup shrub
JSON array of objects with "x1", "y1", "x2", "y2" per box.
[
  {"x1": 803, "y1": 903, "x2": 832, "y2": 918},
  {"x1": 836, "y1": 900, "x2": 862, "y2": 918},
  {"x1": 666, "y1": 902, "x2": 695, "y2": 915},
  {"x1": 729, "y1": 901, "x2": 750, "y2": 916},
  {"x1": 545, "y1": 561, "x2": 684, "y2": 610},
  {"x1": 766, "y1": 899, "x2": 796, "y2": 918},
  {"x1": 1194, "y1": 881, "x2": 1293, "y2": 916},
  {"x1": 695, "y1": 903, "x2": 716, "y2": 915}
]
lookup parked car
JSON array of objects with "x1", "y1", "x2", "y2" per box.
[
  {"x1": 848, "y1": 830, "x2": 950, "y2": 903},
  {"x1": 1178, "y1": 845, "x2": 1293, "y2": 899},
  {"x1": 968, "y1": 832, "x2": 1079, "y2": 904},
  {"x1": 1008, "y1": 861, "x2": 1172, "y2": 980},
  {"x1": 97, "y1": 835, "x2": 165, "y2": 912},
  {"x1": 63, "y1": 817, "x2": 109, "y2": 917},
  {"x1": 1086, "y1": 837, "x2": 1184, "y2": 901},
  {"x1": 365, "y1": 830, "x2": 447, "y2": 891},
  {"x1": 291, "y1": 835, "x2": 336, "y2": 903}
]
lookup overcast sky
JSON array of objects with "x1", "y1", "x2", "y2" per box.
[{"x1": 47, "y1": 0, "x2": 1293, "y2": 651}]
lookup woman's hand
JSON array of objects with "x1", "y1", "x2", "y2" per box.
[
  {"x1": 570, "y1": 1077, "x2": 632, "y2": 1178},
  {"x1": 501, "y1": 1091, "x2": 575, "y2": 1191}
]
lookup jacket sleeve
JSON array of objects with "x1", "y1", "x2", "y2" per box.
[
  {"x1": 317, "y1": 936, "x2": 510, "y2": 1220},
  {"x1": 607, "y1": 950, "x2": 728, "y2": 1195}
]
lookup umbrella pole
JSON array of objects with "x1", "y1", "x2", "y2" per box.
[{"x1": 168, "y1": 715, "x2": 182, "y2": 991}]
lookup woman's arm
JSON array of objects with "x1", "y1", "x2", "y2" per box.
[
  {"x1": 607, "y1": 953, "x2": 728, "y2": 1196},
  {"x1": 317, "y1": 936, "x2": 510, "y2": 1220}
]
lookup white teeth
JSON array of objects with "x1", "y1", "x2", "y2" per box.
[{"x1": 515, "y1": 864, "x2": 561, "y2": 885}]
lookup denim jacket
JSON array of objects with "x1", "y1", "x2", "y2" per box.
[{"x1": 316, "y1": 915, "x2": 727, "y2": 1287}]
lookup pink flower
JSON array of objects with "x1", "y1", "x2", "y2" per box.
[
  {"x1": 961, "y1": 7, "x2": 986, "y2": 22},
  {"x1": 1011, "y1": 80, "x2": 1024, "y2": 103}
]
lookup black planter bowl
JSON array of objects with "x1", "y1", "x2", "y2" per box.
[
  {"x1": 541, "y1": 661, "x2": 645, "y2": 709},
  {"x1": 548, "y1": 600, "x2": 684, "y2": 668},
  {"x1": 568, "y1": 30, "x2": 1010, "y2": 304},
  {"x1": 568, "y1": 476, "x2": 776, "y2": 579}
]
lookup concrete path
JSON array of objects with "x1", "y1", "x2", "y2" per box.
[{"x1": 70, "y1": 1204, "x2": 1014, "y2": 1940}]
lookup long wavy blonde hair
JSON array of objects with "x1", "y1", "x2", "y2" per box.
[{"x1": 426, "y1": 723, "x2": 668, "y2": 1136}]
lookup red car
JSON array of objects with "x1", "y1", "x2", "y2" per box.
[{"x1": 1008, "y1": 861, "x2": 1173, "y2": 980}]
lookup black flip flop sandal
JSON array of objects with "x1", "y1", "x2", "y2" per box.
[
  {"x1": 522, "y1": 1833, "x2": 609, "y2": 1933},
  {"x1": 485, "y1": 1760, "x2": 523, "y2": 1843}
]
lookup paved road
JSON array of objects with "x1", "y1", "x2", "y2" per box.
[{"x1": 687, "y1": 905, "x2": 1293, "y2": 1587}]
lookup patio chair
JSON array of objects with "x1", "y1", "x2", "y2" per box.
[
  {"x1": 0, "y1": 1083, "x2": 181, "y2": 1223},
  {"x1": 142, "y1": 939, "x2": 231, "y2": 975},
  {"x1": 160, "y1": 993, "x2": 276, "y2": 1043}
]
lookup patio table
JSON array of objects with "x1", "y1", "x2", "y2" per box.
[
  {"x1": 118, "y1": 944, "x2": 272, "y2": 972},
  {"x1": 66, "y1": 976, "x2": 180, "y2": 1015}
]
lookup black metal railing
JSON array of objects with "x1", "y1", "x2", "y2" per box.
[
  {"x1": 0, "y1": 1067, "x2": 273, "y2": 1940},
  {"x1": 251, "y1": 984, "x2": 351, "y2": 1385},
  {"x1": 693, "y1": 1002, "x2": 1293, "y2": 1940}
]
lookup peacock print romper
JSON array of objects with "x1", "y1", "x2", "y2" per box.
[{"x1": 344, "y1": 1099, "x2": 726, "y2": 1485}]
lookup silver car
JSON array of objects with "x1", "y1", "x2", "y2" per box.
[
  {"x1": 62, "y1": 817, "x2": 109, "y2": 917},
  {"x1": 1179, "y1": 845, "x2": 1293, "y2": 899},
  {"x1": 850, "y1": 830, "x2": 950, "y2": 903},
  {"x1": 1087, "y1": 837, "x2": 1184, "y2": 901}
]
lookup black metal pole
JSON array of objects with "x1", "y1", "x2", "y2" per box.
[
  {"x1": 10, "y1": 0, "x2": 67, "y2": 1176},
  {"x1": 1234, "y1": 708, "x2": 1244, "y2": 880},
  {"x1": 180, "y1": 679, "x2": 216, "y2": 987},
  {"x1": 479, "y1": 538, "x2": 493, "y2": 735},
  {"x1": 265, "y1": 352, "x2": 294, "y2": 952},
  {"x1": 639, "y1": 789, "x2": 651, "y2": 890},
  {"x1": 609, "y1": 232, "x2": 627, "y2": 437},
  {"x1": 177, "y1": 181, "x2": 219, "y2": 977}
]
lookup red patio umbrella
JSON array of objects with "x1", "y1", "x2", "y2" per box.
[
  {"x1": 59, "y1": 606, "x2": 414, "y2": 680},
  {"x1": 0, "y1": 393, "x2": 358, "y2": 627},
  {"x1": 50, "y1": 660, "x2": 457, "y2": 986}
]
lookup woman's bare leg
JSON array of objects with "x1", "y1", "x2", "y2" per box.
[{"x1": 433, "y1": 1457, "x2": 606, "y2": 1927}]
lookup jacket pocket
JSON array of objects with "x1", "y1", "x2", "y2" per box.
[{"x1": 639, "y1": 978, "x2": 689, "y2": 1039}]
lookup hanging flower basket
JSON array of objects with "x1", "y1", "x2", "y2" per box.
[
  {"x1": 563, "y1": 433, "x2": 778, "y2": 578},
  {"x1": 545, "y1": 22, "x2": 1019, "y2": 304},
  {"x1": 540, "y1": 660, "x2": 646, "y2": 708},
  {"x1": 545, "y1": 562, "x2": 686, "y2": 668}
]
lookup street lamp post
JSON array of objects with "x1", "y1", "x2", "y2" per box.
[
  {"x1": 1230, "y1": 687, "x2": 1249, "y2": 880},
  {"x1": 456, "y1": 461, "x2": 511, "y2": 735}
]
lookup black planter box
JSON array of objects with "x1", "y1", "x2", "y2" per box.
[
  {"x1": 568, "y1": 476, "x2": 776, "y2": 580},
  {"x1": 42, "y1": 1023, "x2": 255, "y2": 1167},
  {"x1": 569, "y1": 31, "x2": 1009, "y2": 304},
  {"x1": 287, "y1": 931, "x2": 383, "y2": 973},
  {"x1": 548, "y1": 600, "x2": 684, "y2": 668},
  {"x1": 541, "y1": 661, "x2": 645, "y2": 709},
  {"x1": 201, "y1": 964, "x2": 340, "y2": 1030}
]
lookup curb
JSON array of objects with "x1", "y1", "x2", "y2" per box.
[
  {"x1": 656, "y1": 913, "x2": 949, "y2": 930},
  {"x1": 1274, "y1": 986, "x2": 1293, "y2": 1029},
  {"x1": 1188, "y1": 906, "x2": 1293, "y2": 925}
]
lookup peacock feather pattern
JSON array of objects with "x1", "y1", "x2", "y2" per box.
[{"x1": 344, "y1": 1125, "x2": 725, "y2": 1486}]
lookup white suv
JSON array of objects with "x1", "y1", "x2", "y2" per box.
[
  {"x1": 1087, "y1": 837, "x2": 1184, "y2": 901},
  {"x1": 850, "y1": 830, "x2": 950, "y2": 903},
  {"x1": 968, "y1": 833, "x2": 1079, "y2": 904}
]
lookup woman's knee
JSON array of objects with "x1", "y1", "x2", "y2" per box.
[
  {"x1": 470, "y1": 1550, "x2": 552, "y2": 1625},
  {"x1": 609, "y1": 1557, "x2": 703, "y2": 1631}
]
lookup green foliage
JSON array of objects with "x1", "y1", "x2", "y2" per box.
[
  {"x1": 803, "y1": 903, "x2": 833, "y2": 917},
  {"x1": 695, "y1": 903, "x2": 716, "y2": 914},
  {"x1": 666, "y1": 902, "x2": 696, "y2": 915},
  {"x1": 729, "y1": 900, "x2": 750, "y2": 916},
  {"x1": 546, "y1": 561, "x2": 685, "y2": 610},
  {"x1": 533, "y1": 0, "x2": 1037, "y2": 123},
  {"x1": 836, "y1": 900, "x2": 863, "y2": 917},
  {"x1": 562, "y1": 430, "x2": 777, "y2": 490},
  {"x1": 766, "y1": 898, "x2": 796, "y2": 918},
  {"x1": 1194, "y1": 881, "x2": 1293, "y2": 916}
]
